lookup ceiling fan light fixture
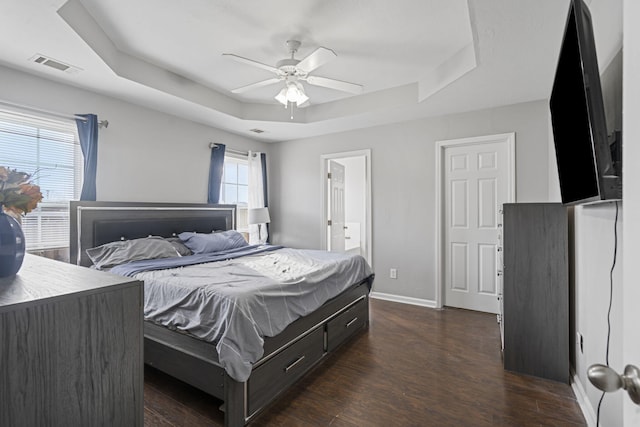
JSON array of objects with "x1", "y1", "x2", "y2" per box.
[
  {"x1": 225, "y1": 39, "x2": 362, "y2": 107},
  {"x1": 274, "y1": 81, "x2": 309, "y2": 107}
]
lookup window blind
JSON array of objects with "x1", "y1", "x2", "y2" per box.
[{"x1": 0, "y1": 110, "x2": 82, "y2": 250}]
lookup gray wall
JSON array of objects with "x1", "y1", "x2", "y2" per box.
[
  {"x1": 270, "y1": 100, "x2": 550, "y2": 301},
  {"x1": 573, "y1": 203, "x2": 623, "y2": 423},
  {"x1": 567, "y1": 50, "x2": 624, "y2": 424},
  {"x1": 0, "y1": 65, "x2": 271, "y2": 203}
]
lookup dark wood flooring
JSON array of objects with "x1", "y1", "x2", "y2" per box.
[{"x1": 144, "y1": 299, "x2": 586, "y2": 426}]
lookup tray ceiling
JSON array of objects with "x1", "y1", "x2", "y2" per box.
[{"x1": 0, "y1": 0, "x2": 622, "y2": 142}]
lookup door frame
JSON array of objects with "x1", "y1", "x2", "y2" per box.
[
  {"x1": 435, "y1": 133, "x2": 516, "y2": 309},
  {"x1": 321, "y1": 149, "x2": 372, "y2": 267}
]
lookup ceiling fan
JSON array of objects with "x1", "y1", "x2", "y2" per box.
[{"x1": 223, "y1": 40, "x2": 364, "y2": 108}]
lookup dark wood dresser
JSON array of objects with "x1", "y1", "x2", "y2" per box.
[
  {"x1": 502, "y1": 202, "x2": 569, "y2": 383},
  {"x1": 0, "y1": 254, "x2": 143, "y2": 426}
]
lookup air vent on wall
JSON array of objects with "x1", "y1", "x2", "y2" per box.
[
  {"x1": 29, "y1": 54, "x2": 82, "y2": 74},
  {"x1": 249, "y1": 128, "x2": 265, "y2": 134}
]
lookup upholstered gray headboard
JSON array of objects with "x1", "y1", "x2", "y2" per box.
[{"x1": 70, "y1": 201, "x2": 236, "y2": 267}]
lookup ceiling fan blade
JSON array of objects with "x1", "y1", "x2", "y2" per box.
[
  {"x1": 222, "y1": 53, "x2": 280, "y2": 74},
  {"x1": 305, "y1": 75, "x2": 364, "y2": 94},
  {"x1": 231, "y1": 78, "x2": 282, "y2": 94},
  {"x1": 296, "y1": 47, "x2": 337, "y2": 73}
]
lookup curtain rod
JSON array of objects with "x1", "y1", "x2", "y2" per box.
[
  {"x1": 0, "y1": 99, "x2": 109, "y2": 128},
  {"x1": 209, "y1": 142, "x2": 255, "y2": 157}
]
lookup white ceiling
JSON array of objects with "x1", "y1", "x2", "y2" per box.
[{"x1": 0, "y1": 0, "x2": 622, "y2": 142}]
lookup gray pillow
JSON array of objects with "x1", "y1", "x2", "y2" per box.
[
  {"x1": 86, "y1": 236, "x2": 179, "y2": 269},
  {"x1": 165, "y1": 237, "x2": 193, "y2": 256},
  {"x1": 178, "y1": 230, "x2": 248, "y2": 254}
]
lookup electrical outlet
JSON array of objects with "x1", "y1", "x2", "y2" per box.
[{"x1": 390, "y1": 268, "x2": 397, "y2": 279}]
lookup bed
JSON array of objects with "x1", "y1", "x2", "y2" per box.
[{"x1": 69, "y1": 201, "x2": 373, "y2": 427}]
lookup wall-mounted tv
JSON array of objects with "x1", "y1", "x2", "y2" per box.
[{"x1": 549, "y1": 0, "x2": 621, "y2": 205}]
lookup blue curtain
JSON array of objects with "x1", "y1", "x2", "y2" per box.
[
  {"x1": 208, "y1": 143, "x2": 226, "y2": 203},
  {"x1": 75, "y1": 114, "x2": 98, "y2": 201},
  {"x1": 260, "y1": 153, "x2": 269, "y2": 242}
]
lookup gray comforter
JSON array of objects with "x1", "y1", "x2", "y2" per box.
[{"x1": 129, "y1": 247, "x2": 372, "y2": 382}]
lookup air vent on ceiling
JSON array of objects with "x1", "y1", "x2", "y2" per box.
[
  {"x1": 29, "y1": 54, "x2": 82, "y2": 74},
  {"x1": 249, "y1": 128, "x2": 265, "y2": 134}
]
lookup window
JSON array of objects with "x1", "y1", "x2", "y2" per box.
[
  {"x1": 0, "y1": 110, "x2": 82, "y2": 251},
  {"x1": 220, "y1": 155, "x2": 248, "y2": 231}
]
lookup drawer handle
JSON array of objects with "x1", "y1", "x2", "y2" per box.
[
  {"x1": 284, "y1": 355, "x2": 306, "y2": 373},
  {"x1": 346, "y1": 317, "x2": 359, "y2": 328}
]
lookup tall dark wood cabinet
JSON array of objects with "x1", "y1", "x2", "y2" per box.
[
  {"x1": 502, "y1": 203, "x2": 569, "y2": 383},
  {"x1": 0, "y1": 255, "x2": 143, "y2": 426}
]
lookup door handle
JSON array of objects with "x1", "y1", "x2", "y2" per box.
[{"x1": 588, "y1": 364, "x2": 640, "y2": 405}]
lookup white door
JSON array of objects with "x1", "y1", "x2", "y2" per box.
[
  {"x1": 623, "y1": 4, "x2": 640, "y2": 422},
  {"x1": 329, "y1": 160, "x2": 346, "y2": 252},
  {"x1": 622, "y1": 200, "x2": 639, "y2": 425},
  {"x1": 442, "y1": 136, "x2": 514, "y2": 314}
]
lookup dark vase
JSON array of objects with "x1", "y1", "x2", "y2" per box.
[{"x1": 0, "y1": 210, "x2": 26, "y2": 277}]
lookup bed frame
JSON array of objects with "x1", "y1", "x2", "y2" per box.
[{"x1": 69, "y1": 201, "x2": 372, "y2": 427}]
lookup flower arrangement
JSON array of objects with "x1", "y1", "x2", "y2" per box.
[{"x1": 0, "y1": 166, "x2": 43, "y2": 217}]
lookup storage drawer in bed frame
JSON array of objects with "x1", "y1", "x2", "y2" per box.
[
  {"x1": 245, "y1": 293, "x2": 369, "y2": 418},
  {"x1": 248, "y1": 326, "x2": 324, "y2": 414},
  {"x1": 326, "y1": 297, "x2": 368, "y2": 352}
]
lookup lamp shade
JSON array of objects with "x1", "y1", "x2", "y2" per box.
[
  {"x1": 248, "y1": 207, "x2": 270, "y2": 225},
  {"x1": 274, "y1": 87, "x2": 288, "y2": 106}
]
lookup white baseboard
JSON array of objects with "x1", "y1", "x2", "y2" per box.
[
  {"x1": 571, "y1": 368, "x2": 597, "y2": 426},
  {"x1": 370, "y1": 292, "x2": 438, "y2": 308}
]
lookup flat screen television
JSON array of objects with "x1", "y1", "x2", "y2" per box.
[{"x1": 549, "y1": 0, "x2": 621, "y2": 205}]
